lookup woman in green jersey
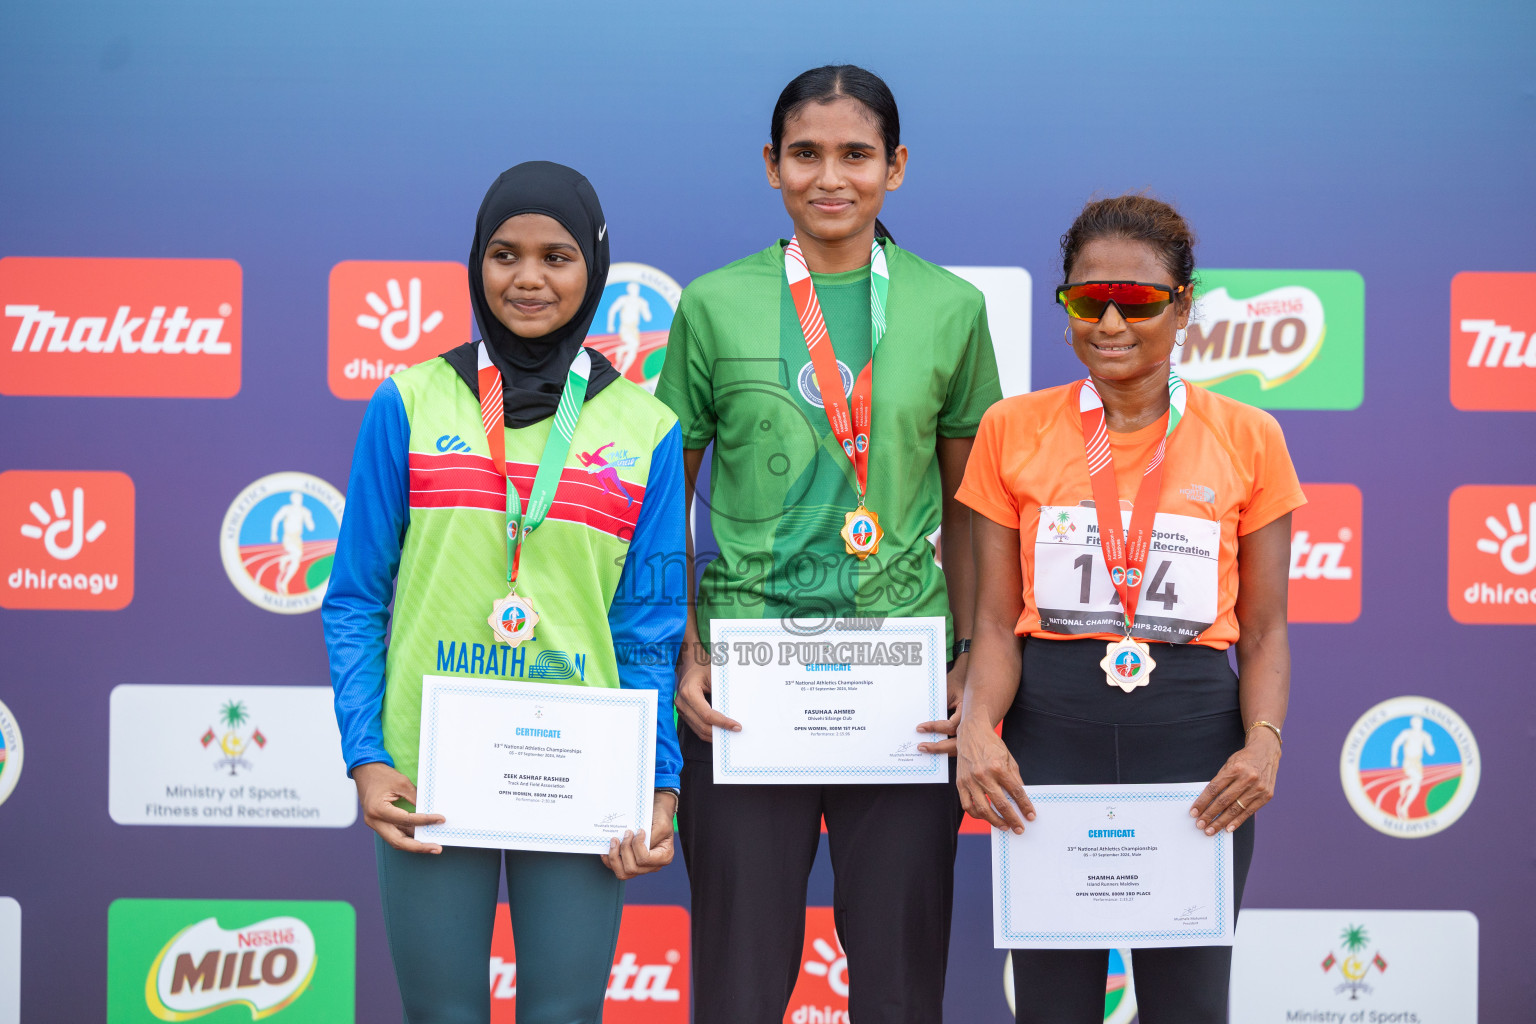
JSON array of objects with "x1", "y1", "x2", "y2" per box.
[{"x1": 655, "y1": 65, "x2": 1002, "y2": 1024}]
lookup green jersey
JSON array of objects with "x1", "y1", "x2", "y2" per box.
[{"x1": 655, "y1": 240, "x2": 1002, "y2": 646}]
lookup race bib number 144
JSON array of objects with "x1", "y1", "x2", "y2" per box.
[{"x1": 1034, "y1": 505, "x2": 1219, "y2": 642}]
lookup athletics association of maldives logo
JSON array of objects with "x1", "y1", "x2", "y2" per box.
[
  {"x1": 585, "y1": 263, "x2": 682, "y2": 393},
  {"x1": 0, "y1": 256, "x2": 242, "y2": 397},
  {"x1": 1112, "y1": 648, "x2": 1146, "y2": 681},
  {"x1": 1109, "y1": 566, "x2": 1142, "y2": 588},
  {"x1": 220, "y1": 473, "x2": 344, "y2": 615},
  {"x1": 846, "y1": 511, "x2": 878, "y2": 553},
  {"x1": 1340, "y1": 696, "x2": 1480, "y2": 838},
  {"x1": 0, "y1": 697, "x2": 23, "y2": 809}
]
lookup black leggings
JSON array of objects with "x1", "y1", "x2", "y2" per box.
[
  {"x1": 1005, "y1": 638, "x2": 1255, "y2": 1024},
  {"x1": 678, "y1": 726, "x2": 964, "y2": 1024}
]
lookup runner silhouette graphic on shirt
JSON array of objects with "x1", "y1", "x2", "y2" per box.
[
  {"x1": 271, "y1": 492, "x2": 315, "y2": 594},
  {"x1": 606, "y1": 282, "x2": 652, "y2": 374},
  {"x1": 578, "y1": 443, "x2": 635, "y2": 509},
  {"x1": 1389, "y1": 715, "x2": 1435, "y2": 818}
]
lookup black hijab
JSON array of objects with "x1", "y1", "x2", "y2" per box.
[{"x1": 441, "y1": 161, "x2": 621, "y2": 427}]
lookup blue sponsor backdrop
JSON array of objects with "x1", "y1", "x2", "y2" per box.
[{"x1": 2, "y1": 0, "x2": 1534, "y2": 1020}]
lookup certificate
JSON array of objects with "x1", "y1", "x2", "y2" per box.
[
  {"x1": 992, "y1": 783, "x2": 1234, "y2": 949},
  {"x1": 414, "y1": 675, "x2": 656, "y2": 854},
  {"x1": 710, "y1": 616, "x2": 948, "y2": 785}
]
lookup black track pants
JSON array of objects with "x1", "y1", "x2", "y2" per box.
[{"x1": 679, "y1": 726, "x2": 965, "y2": 1024}]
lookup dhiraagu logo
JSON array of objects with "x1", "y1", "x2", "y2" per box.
[
  {"x1": 108, "y1": 899, "x2": 354, "y2": 1023},
  {"x1": 1179, "y1": 270, "x2": 1364, "y2": 409}
]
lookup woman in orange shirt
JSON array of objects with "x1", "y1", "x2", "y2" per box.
[{"x1": 937, "y1": 195, "x2": 1303, "y2": 1022}]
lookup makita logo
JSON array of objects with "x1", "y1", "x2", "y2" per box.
[
  {"x1": 0, "y1": 256, "x2": 241, "y2": 397},
  {"x1": 490, "y1": 952, "x2": 682, "y2": 1003},
  {"x1": 1459, "y1": 319, "x2": 1535, "y2": 368},
  {"x1": 1450, "y1": 272, "x2": 1536, "y2": 411},
  {"x1": 6, "y1": 302, "x2": 231, "y2": 354},
  {"x1": 1287, "y1": 484, "x2": 1361, "y2": 624},
  {"x1": 489, "y1": 903, "x2": 688, "y2": 1022}
]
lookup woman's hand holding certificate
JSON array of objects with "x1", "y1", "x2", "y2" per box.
[{"x1": 414, "y1": 675, "x2": 657, "y2": 855}]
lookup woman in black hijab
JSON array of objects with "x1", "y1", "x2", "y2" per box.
[{"x1": 323, "y1": 161, "x2": 687, "y2": 1023}]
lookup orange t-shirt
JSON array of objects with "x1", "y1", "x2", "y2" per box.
[{"x1": 955, "y1": 381, "x2": 1306, "y2": 649}]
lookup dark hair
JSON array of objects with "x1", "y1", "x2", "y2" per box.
[
  {"x1": 770, "y1": 64, "x2": 899, "y2": 241},
  {"x1": 1059, "y1": 194, "x2": 1196, "y2": 294}
]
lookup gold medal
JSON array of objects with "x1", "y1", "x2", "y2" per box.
[
  {"x1": 1100, "y1": 635, "x2": 1155, "y2": 693},
  {"x1": 488, "y1": 591, "x2": 539, "y2": 647},
  {"x1": 841, "y1": 505, "x2": 883, "y2": 560}
]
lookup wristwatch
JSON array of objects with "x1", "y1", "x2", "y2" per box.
[{"x1": 951, "y1": 638, "x2": 972, "y2": 660}]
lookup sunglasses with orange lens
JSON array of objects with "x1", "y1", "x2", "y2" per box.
[{"x1": 1055, "y1": 281, "x2": 1188, "y2": 323}]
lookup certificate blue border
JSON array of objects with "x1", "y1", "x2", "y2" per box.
[
  {"x1": 714, "y1": 622, "x2": 945, "y2": 778},
  {"x1": 997, "y1": 789, "x2": 1229, "y2": 943},
  {"x1": 419, "y1": 679, "x2": 654, "y2": 849}
]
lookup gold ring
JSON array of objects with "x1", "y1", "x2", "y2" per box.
[{"x1": 1235, "y1": 798, "x2": 1247, "y2": 811}]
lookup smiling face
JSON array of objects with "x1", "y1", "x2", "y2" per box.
[
  {"x1": 764, "y1": 95, "x2": 906, "y2": 247},
  {"x1": 480, "y1": 213, "x2": 588, "y2": 338},
  {"x1": 1065, "y1": 236, "x2": 1191, "y2": 383}
]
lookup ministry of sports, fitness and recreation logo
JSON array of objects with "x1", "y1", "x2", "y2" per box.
[
  {"x1": 220, "y1": 473, "x2": 344, "y2": 614},
  {"x1": 201, "y1": 699, "x2": 266, "y2": 776},
  {"x1": 1340, "y1": 696, "x2": 1480, "y2": 838},
  {"x1": 585, "y1": 263, "x2": 682, "y2": 393},
  {"x1": 1320, "y1": 923, "x2": 1388, "y2": 1000},
  {"x1": 796, "y1": 358, "x2": 855, "y2": 410},
  {"x1": 1005, "y1": 949, "x2": 1136, "y2": 1024},
  {"x1": 1181, "y1": 269, "x2": 1363, "y2": 409},
  {"x1": 1046, "y1": 510, "x2": 1077, "y2": 541},
  {"x1": 108, "y1": 898, "x2": 354, "y2": 1023},
  {"x1": 0, "y1": 697, "x2": 23, "y2": 808}
]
